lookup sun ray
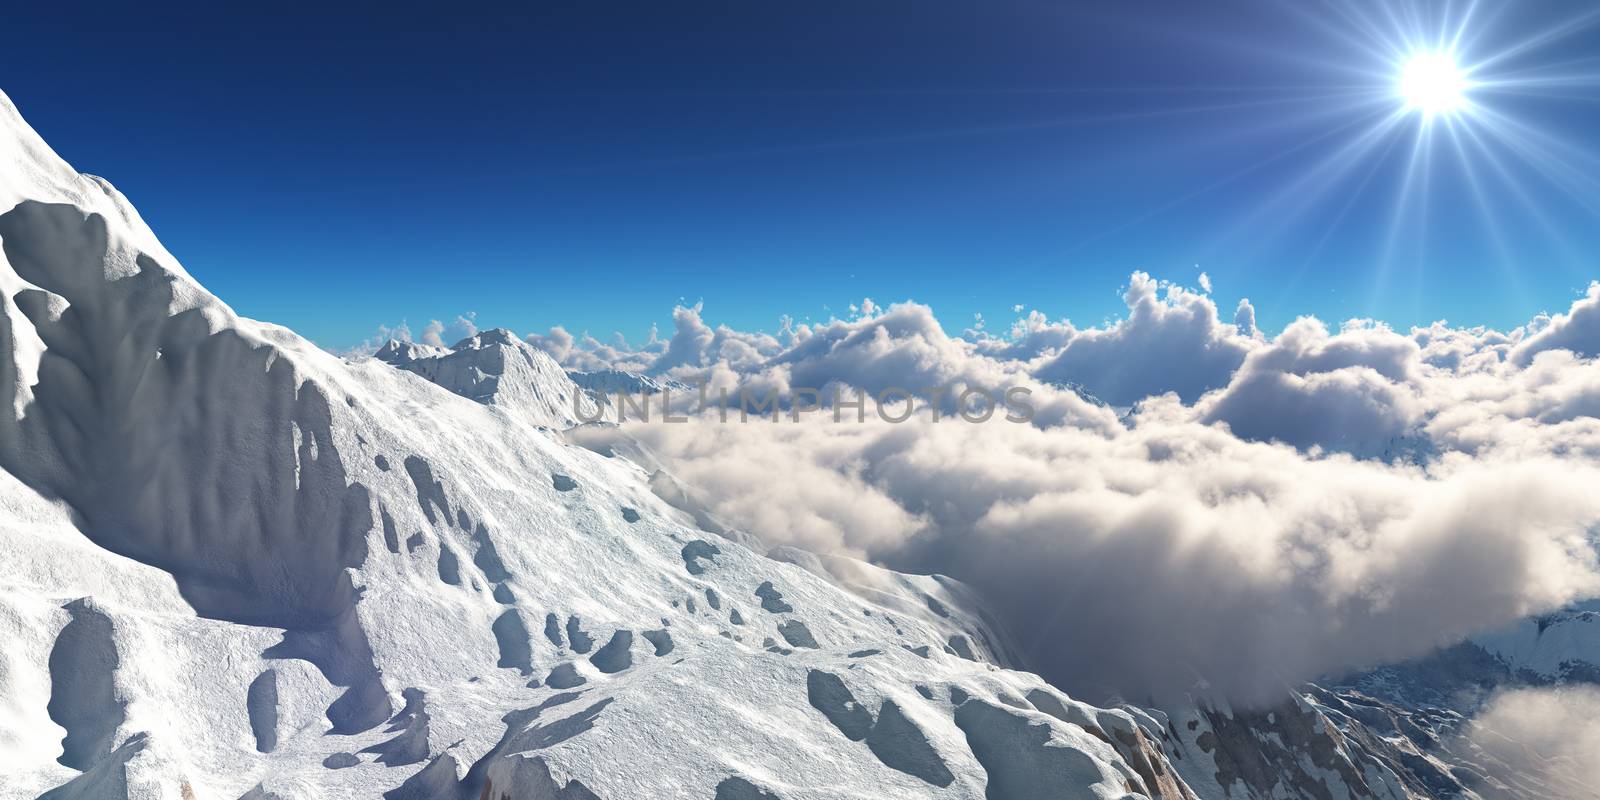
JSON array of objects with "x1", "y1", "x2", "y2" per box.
[
  {"x1": 1454, "y1": 117, "x2": 1590, "y2": 279},
  {"x1": 1370, "y1": 111, "x2": 1437, "y2": 313},
  {"x1": 1264, "y1": 127, "x2": 1410, "y2": 316},
  {"x1": 1440, "y1": 116, "x2": 1531, "y2": 307},
  {"x1": 1037, "y1": 103, "x2": 1404, "y2": 265},
  {"x1": 1445, "y1": 0, "x2": 1486, "y2": 53},
  {"x1": 1464, "y1": 6, "x2": 1600, "y2": 74},
  {"x1": 1206, "y1": 107, "x2": 1411, "y2": 253},
  {"x1": 1207, "y1": 0, "x2": 1600, "y2": 319}
]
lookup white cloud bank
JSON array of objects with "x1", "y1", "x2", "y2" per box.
[
  {"x1": 622, "y1": 410, "x2": 1600, "y2": 704},
  {"x1": 524, "y1": 274, "x2": 1600, "y2": 704}
]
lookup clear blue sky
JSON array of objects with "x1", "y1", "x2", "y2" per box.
[{"x1": 3, "y1": 0, "x2": 1597, "y2": 348}]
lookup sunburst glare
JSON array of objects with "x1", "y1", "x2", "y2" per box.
[
  {"x1": 1400, "y1": 52, "x2": 1469, "y2": 116},
  {"x1": 1181, "y1": 0, "x2": 1600, "y2": 316}
]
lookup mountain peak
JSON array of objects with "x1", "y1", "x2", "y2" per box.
[
  {"x1": 373, "y1": 327, "x2": 603, "y2": 427},
  {"x1": 451, "y1": 327, "x2": 521, "y2": 350},
  {"x1": 373, "y1": 338, "x2": 450, "y2": 364}
]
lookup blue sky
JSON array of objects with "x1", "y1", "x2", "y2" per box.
[{"x1": 3, "y1": 0, "x2": 1598, "y2": 348}]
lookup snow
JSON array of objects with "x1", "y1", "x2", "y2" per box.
[
  {"x1": 0, "y1": 87, "x2": 1198, "y2": 799},
  {"x1": 1472, "y1": 600, "x2": 1600, "y2": 680}
]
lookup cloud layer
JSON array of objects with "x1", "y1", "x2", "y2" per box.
[
  {"x1": 528, "y1": 274, "x2": 1600, "y2": 704},
  {"x1": 1464, "y1": 686, "x2": 1600, "y2": 797}
]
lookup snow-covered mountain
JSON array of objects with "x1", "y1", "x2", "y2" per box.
[
  {"x1": 1472, "y1": 600, "x2": 1600, "y2": 683},
  {"x1": 0, "y1": 89, "x2": 1205, "y2": 799},
  {"x1": 374, "y1": 329, "x2": 607, "y2": 428}
]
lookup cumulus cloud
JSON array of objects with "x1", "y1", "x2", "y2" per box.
[
  {"x1": 621, "y1": 302, "x2": 789, "y2": 378},
  {"x1": 530, "y1": 271, "x2": 1259, "y2": 409},
  {"x1": 651, "y1": 302, "x2": 717, "y2": 372},
  {"x1": 772, "y1": 303, "x2": 1000, "y2": 395},
  {"x1": 1463, "y1": 686, "x2": 1600, "y2": 798},
  {"x1": 1234, "y1": 298, "x2": 1258, "y2": 338},
  {"x1": 1251, "y1": 318, "x2": 1421, "y2": 382},
  {"x1": 519, "y1": 271, "x2": 1267, "y2": 415},
  {"x1": 1032, "y1": 272, "x2": 1256, "y2": 405},
  {"x1": 345, "y1": 311, "x2": 481, "y2": 355},
  {"x1": 1201, "y1": 365, "x2": 1423, "y2": 455},
  {"x1": 1511, "y1": 282, "x2": 1600, "y2": 365},
  {"x1": 528, "y1": 326, "x2": 660, "y2": 373},
  {"x1": 526, "y1": 324, "x2": 576, "y2": 363},
  {"x1": 1196, "y1": 318, "x2": 1426, "y2": 456},
  {"x1": 970, "y1": 310, "x2": 1076, "y2": 361},
  {"x1": 420, "y1": 311, "x2": 479, "y2": 347}
]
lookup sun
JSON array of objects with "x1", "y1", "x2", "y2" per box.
[{"x1": 1399, "y1": 52, "x2": 1468, "y2": 116}]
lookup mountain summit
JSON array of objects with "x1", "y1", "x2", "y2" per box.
[{"x1": 374, "y1": 327, "x2": 606, "y2": 428}]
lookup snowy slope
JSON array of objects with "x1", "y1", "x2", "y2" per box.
[
  {"x1": 0, "y1": 88, "x2": 1200, "y2": 800},
  {"x1": 1471, "y1": 600, "x2": 1600, "y2": 682}
]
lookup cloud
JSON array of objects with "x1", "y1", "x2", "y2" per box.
[
  {"x1": 651, "y1": 302, "x2": 717, "y2": 372},
  {"x1": 420, "y1": 312, "x2": 479, "y2": 348},
  {"x1": 1463, "y1": 686, "x2": 1600, "y2": 798},
  {"x1": 1200, "y1": 366, "x2": 1422, "y2": 455},
  {"x1": 1511, "y1": 282, "x2": 1600, "y2": 365},
  {"x1": 971, "y1": 310, "x2": 1076, "y2": 361},
  {"x1": 583, "y1": 298, "x2": 1119, "y2": 429},
  {"x1": 1412, "y1": 320, "x2": 1513, "y2": 372},
  {"x1": 351, "y1": 312, "x2": 480, "y2": 354},
  {"x1": 526, "y1": 324, "x2": 576, "y2": 362},
  {"x1": 528, "y1": 326, "x2": 659, "y2": 373},
  {"x1": 539, "y1": 275, "x2": 1600, "y2": 707},
  {"x1": 1031, "y1": 272, "x2": 1256, "y2": 405},
  {"x1": 536, "y1": 271, "x2": 1254, "y2": 411},
  {"x1": 772, "y1": 302, "x2": 998, "y2": 395},
  {"x1": 1196, "y1": 318, "x2": 1426, "y2": 456},
  {"x1": 336, "y1": 319, "x2": 417, "y2": 356},
  {"x1": 628, "y1": 302, "x2": 788, "y2": 378},
  {"x1": 1234, "y1": 298, "x2": 1258, "y2": 338},
  {"x1": 622, "y1": 407, "x2": 1600, "y2": 705},
  {"x1": 1248, "y1": 317, "x2": 1421, "y2": 383}
]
